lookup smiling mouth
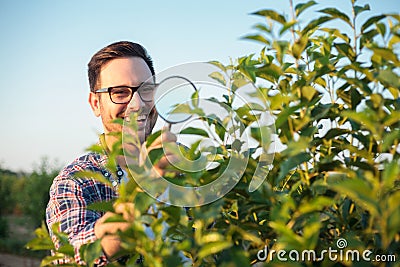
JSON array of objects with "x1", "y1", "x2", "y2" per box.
[{"x1": 124, "y1": 114, "x2": 149, "y2": 124}]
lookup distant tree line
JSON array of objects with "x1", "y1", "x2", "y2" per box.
[{"x1": 0, "y1": 159, "x2": 59, "y2": 237}]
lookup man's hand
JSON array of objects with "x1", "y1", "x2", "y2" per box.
[
  {"x1": 94, "y1": 202, "x2": 135, "y2": 259},
  {"x1": 141, "y1": 127, "x2": 180, "y2": 177}
]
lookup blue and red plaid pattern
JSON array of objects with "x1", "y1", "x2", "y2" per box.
[{"x1": 46, "y1": 152, "x2": 117, "y2": 266}]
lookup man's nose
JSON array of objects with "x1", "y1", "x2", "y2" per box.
[{"x1": 127, "y1": 92, "x2": 145, "y2": 112}]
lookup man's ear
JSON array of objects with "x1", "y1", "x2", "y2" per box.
[{"x1": 89, "y1": 92, "x2": 101, "y2": 117}]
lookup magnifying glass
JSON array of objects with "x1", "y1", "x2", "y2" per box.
[{"x1": 153, "y1": 75, "x2": 198, "y2": 129}]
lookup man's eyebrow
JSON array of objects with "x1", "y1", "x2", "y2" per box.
[
  {"x1": 105, "y1": 80, "x2": 157, "y2": 88},
  {"x1": 107, "y1": 83, "x2": 143, "y2": 88}
]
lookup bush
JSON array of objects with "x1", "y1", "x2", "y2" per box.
[
  {"x1": 0, "y1": 169, "x2": 19, "y2": 215},
  {"x1": 0, "y1": 159, "x2": 58, "y2": 256},
  {"x1": 21, "y1": 159, "x2": 59, "y2": 227},
  {"x1": 0, "y1": 216, "x2": 9, "y2": 239}
]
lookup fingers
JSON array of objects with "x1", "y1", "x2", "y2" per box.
[
  {"x1": 148, "y1": 128, "x2": 177, "y2": 148},
  {"x1": 113, "y1": 202, "x2": 135, "y2": 222},
  {"x1": 157, "y1": 153, "x2": 179, "y2": 170},
  {"x1": 141, "y1": 128, "x2": 183, "y2": 177}
]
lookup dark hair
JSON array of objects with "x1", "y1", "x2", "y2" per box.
[{"x1": 88, "y1": 41, "x2": 155, "y2": 92}]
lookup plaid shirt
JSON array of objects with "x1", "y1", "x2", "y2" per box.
[{"x1": 46, "y1": 152, "x2": 117, "y2": 266}]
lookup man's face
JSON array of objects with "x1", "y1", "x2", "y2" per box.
[{"x1": 90, "y1": 57, "x2": 157, "y2": 143}]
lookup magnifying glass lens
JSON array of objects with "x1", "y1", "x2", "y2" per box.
[{"x1": 154, "y1": 76, "x2": 198, "y2": 124}]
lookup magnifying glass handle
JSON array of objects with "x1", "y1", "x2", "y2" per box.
[{"x1": 167, "y1": 123, "x2": 171, "y2": 131}]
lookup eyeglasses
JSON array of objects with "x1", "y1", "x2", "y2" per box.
[{"x1": 95, "y1": 83, "x2": 157, "y2": 104}]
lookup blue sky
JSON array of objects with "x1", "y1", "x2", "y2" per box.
[{"x1": 0, "y1": 0, "x2": 398, "y2": 172}]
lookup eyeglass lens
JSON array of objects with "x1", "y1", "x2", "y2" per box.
[{"x1": 110, "y1": 84, "x2": 155, "y2": 103}]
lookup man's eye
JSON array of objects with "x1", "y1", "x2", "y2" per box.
[
  {"x1": 112, "y1": 88, "x2": 131, "y2": 95},
  {"x1": 140, "y1": 84, "x2": 156, "y2": 92}
]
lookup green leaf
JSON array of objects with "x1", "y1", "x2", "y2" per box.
[
  {"x1": 238, "y1": 55, "x2": 258, "y2": 82},
  {"x1": 256, "y1": 63, "x2": 283, "y2": 83},
  {"x1": 86, "y1": 143, "x2": 106, "y2": 154},
  {"x1": 351, "y1": 87, "x2": 362, "y2": 109},
  {"x1": 273, "y1": 40, "x2": 290, "y2": 64},
  {"x1": 39, "y1": 254, "x2": 74, "y2": 266},
  {"x1": 208, "y1": 60, "x2": 226, "y2": 72},
  {"x1": 361, "y1": 14, "x2": 386, "y2": 32},
  {"x1": 104, "y1": 214, "x2": 126, "y2": 223},
  {"x1": 232, "y1": 71, "x2": 251, "y2": 91},
  {"x1": 281, "y1": 137, "x2": 310, "y2": 157},
  {"x1": 387, "y1": 191, "x2": 400, "y2": 227},
  {"x1": 25, "y1": 238, "x2": 54, "y2": 251},
  {"x1": 302, "y1": 214, "x2": 322, "y2": 248},
  {"x1": 198, "y1": 241, "x2": 232, "y2": 259},
  {"x1": 87, "y1": 199, "x2": 114, "y2": 212},
  {"x1": 341, "y1": 198, "x2": 353, "y2": 221},
  {"x1": 302, "y1": 16, "x2": 333, "y2": 35},
  {"x1": 209, "y1": 71, "x2": 226, "y2": 86},
  {"x1": 298, "y1": 196, "x2": 335, "y2": 214},
  {"x1": 330, "y1": 178, "x2": 379, "y2": 217},
  {"x1": 369, "y1": 93, "x2": 383, "y2": 109},
  {"x1": 146, "y1": 130, "x2": 162, "y2": 148},
  {"x1": 318, "y1": 8, "x2": 352, "y2": 27},
  {"x1": 268, "y1": 221, "x2": 300, "y2": 245},
  {"x1": 57, "y1": 243, "x2": 75, "y2": 257},
  {"x1": 334, "y1": 43, "x2": 356, "y2": 61},
  {"x1": 377, "y1": 69, "x2": 400, "y2": 88},
  {"x1": 74, "y1": 170, "x2": 112, "y2": 186},
  {"x1": 200, "y1": 232, "x2": 225, "y2": 243},
  {"x1": 292, "y1": 35, "x2": 309, "y2": 59},
  {"x1": 205, "y1": 114, "x2": 225, "y2": 141},
  {"x1": 192, "y1": 89, "x2": 199, "y2": 108},
  {"x1": 179, "y1": 127, "x2": 209, "y2": 137},
  {"x1": 245, "y1": 102, "x2": 265, "y2": 111},
  {"x1": 295, "y1": 0, "x2": 317, "y2": 17},
  {"x1": 301, "y1": 85, "x2": 317, "y2": 101},
  {"x1": 235, "y1": 105, "x2": 257, "y2": 122},
  {"x1": 360, "y1": 29, "x2": 379, "y2": 48},
  {"x1": 135, "y1": 191, "x2": 155, "y2": 214},
  {"x1": 80, "y1": 239, "x2": 103, "y2": 267},
  {"x1": 322, "y1": 128, "x2": 351, "y2": 140},
  {"x1": 250, "y1": 126, "x2": 273, "y2": 148},
  {"x1": 253, "y1": 23, "x2": 272, "y2": 33},
  {"x1": 321, "y1": 28, "x2": 350, "y2": 43},
  {"x1": 382, "y1": 160, "x2": 400, "y2": 193},
  {"x1": 279, "y1": 20, "x2": 298, "y2": 36},
  {"x1": 26, "y1": 226, "x2": 55, "y2": 251},
  {"x1": 161, "y1": 206, "x2": 182, "y2": 224},
  {"x1": 148, "y1": 147, "x2": 164, "y2": 165},
  {"x1": 242, "y1": 34, "x2": 270, "y2": 45},
  {"x1": 275, "y1": 104, "x2": 303, "y2": 129},
  {"x1": 51, "y1": 223, "x2": 71, "y2": 248},
  {"x1": 342, "y1": 110, "x2": 378, "y2": 136},
  {"x1": 376, "y1": 22, "x2": 387, "y2": 37},
  {"x1": 252, "y1": 9, "x2": 287, "y2": 24},
  {"x1": 382, "y1": 129, "x2": 400, "y2": 151},
  {"x1": 277, "y1": 152, "x2": 312, "y2": 182},
  {"x1": 342, "y1": 77, "x2": 372, "y2": 94},
  {"x1": 389, "y1": 34, "x2": 400, "y2": 49},
  {"x1": 388, "y1": 13, "x2": 400, "y2": 21},
  {"x1": 354, "y1": 4, "x2": 370, "y2": 17},
  {"x1": 314, "y1": 76, "x2": 327, "y2": 88}
]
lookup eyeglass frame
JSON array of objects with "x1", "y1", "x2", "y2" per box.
[{"x1": 94, "y1": 82, "x2": 158, "y2": 104}]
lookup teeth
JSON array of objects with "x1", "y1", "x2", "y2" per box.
[
  {"x1": 124, "y1": 115, "x2": 147, "y2": 122},
  {"x1": 137, "y1": 115, "x2": 147, "y2": 121}
]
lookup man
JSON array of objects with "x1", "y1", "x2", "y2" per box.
[{"x1": 46, "y1": 41, "x2": 176, "y2": 265}]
